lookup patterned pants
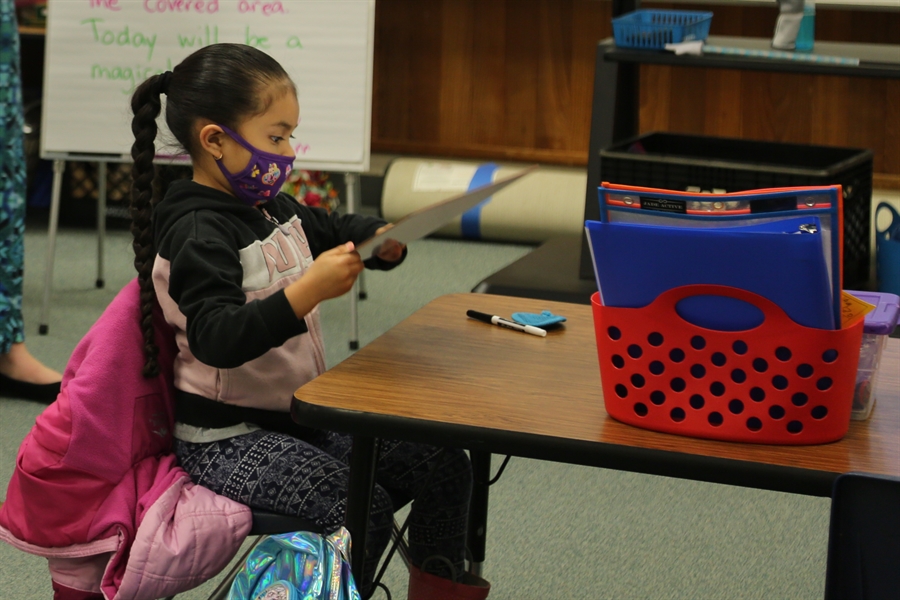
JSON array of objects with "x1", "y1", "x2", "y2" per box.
[
  {"x1": 174, "y1": 429, "x2": 473, "y2": 593},
  {"x1": 0, "y1": 0, "x2": 26, "y2": 354}
]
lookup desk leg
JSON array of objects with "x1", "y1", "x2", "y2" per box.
[
  {"x1": 346, "y1": 435, "x2": 378, "y2": 588},
  {"x1": 467, "y1": 451, "x2": 490, "y2": 577}
]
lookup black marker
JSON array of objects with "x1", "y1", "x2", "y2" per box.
[{"x1": 466, "y1": 310, "x2": 547, "y2": 337}]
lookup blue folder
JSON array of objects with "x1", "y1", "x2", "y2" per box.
[{"x1": 585, "y1": 216, "x2": 835, "y2": 330}]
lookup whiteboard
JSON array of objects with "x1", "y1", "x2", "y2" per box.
[{"x1": 40, "y1": 0, "x2": 375, "y2": 172}]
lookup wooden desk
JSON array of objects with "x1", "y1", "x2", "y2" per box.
[{"x1": 292, "y1": 293, "x2": 900, "y2": 583}]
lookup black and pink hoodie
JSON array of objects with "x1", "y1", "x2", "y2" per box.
[{"x1": 151, "y1": 180, "x2": 402, "y2": 436}]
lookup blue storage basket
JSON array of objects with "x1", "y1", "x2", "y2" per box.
[{"x1": 612, "y1": 9, "x2": 713, "y2": 50}]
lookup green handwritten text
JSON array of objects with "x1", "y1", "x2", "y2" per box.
[
  {"x1": 90, "y1": 60, "x2": 172, "y2": 94},
  {"x1": 82, "y1": 18, "x2": 157, "y2": 61},
  {"x1": 244, "y1": 26, "x2": 270, "y2": 49},
  {"x1": 177, "y1": 25, "x2": 219, "y2": 48}
]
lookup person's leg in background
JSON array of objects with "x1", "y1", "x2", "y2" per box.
[{"x1": 0, "y1": 0, "x2": 61, "y2": 403}]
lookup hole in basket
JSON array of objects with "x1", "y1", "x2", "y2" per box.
[
  {"x1": 792, "y1": 392, "x2": 809, "y2": 407},
  {"x1": 796, "y1": 364, "x2": 814, "y2": 378},
  {"x1": 615, "y1": 384, "x2": 628, "y2": 398},
  {"x1": 631, "y1": 374, "x2": 646, "y2": 388},
  {"x1": 772, "y1": 375, "x2": 789, "y2": 391},
  {"x1": 811, "y1": 406, "x2": 828, "y2": 419},
  {"x1": 689, "y1": 394, "x2": 705, "y2": 409},
  {"x1": 728, "y1": 399, "x2": 744, "y2": 414},
  {"x1": 670, "y1": 407, "x2": 686, "y2": 422},
  {"x1": 669, "y1": 348, "x2": 685, "y2": 363},
  {"x1": 691, "y1": 336, "x2": 706, "y2": 350},
  {"x1": 752, "y1": 358, "x2": 768, "y2": 373},
  {"x1": 627, "y1": 344, "x2": 643, "y2": 359},
  {"x1": 676, "y1": 295, "x2": 765, "y2": 331},
  {"x1": 711, "y1": 352, "x2": 727, "y2": 367},
  {"x1": 612, "y1": 355, "x2": 625, "y2": 369},
  {"x1": 709, "y1": 381, "x2": 725, "y2": 397},
  {"x1": 822, "y1": 349, "x2": 839, "y2": 363},
  {"x1": 747, "y1": 417, "x2": 763, "y2": 431},
  {"x1": 787, "y1": 420, "x2": 804, "y2": 434},
  {"x1": 671, "y1": 378, "x2": 686, "y2": 392},
  {"x1": 690, "y1": 364, "x2": 706, "y2": 379},
  {"x1": 634, "y1": 403, "x2": 649, "y2": 417},
  {"x1": 733, "y1": 340, "x2": 748, "y2": 355},
  {"x1": 649, "y1": 361, "x2": 665, "y2": 375},
  {"x1": 775, "y1": 346, "x2": 792, "y2": 362},
  {"x1": 650, "y1": 390, "x2": 666, "y2": 405},
  {"x1": 750, "y1": 387, "x2": 766, "y2": 402},
  {"x1": 648, "y1": 332, "x2": 664, "y2": 346},
  {"x1": 731, "y1": 369, "x2": 747, "y2": 384},
  {"x1": 608, "y1": 326, "x2": 622, "y2": 341},
  {"x1": 708, "y1": 412, "x2": 724, "y2": 426},
  {"x1": 769, "y1": 405, "x2": 786, "y2": 420},
  {"x1": 816, "y1": 377, "x2": 833, "y2": 391}
]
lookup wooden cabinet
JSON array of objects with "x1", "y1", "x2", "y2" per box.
[{"x1": 371, "y1": 0, "x2": 900, "y2": 187}]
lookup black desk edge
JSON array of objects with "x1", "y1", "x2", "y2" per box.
[
  {"x1": 601, "y1": 37, "x2": 900, "y2": 80},
  {"x1": 292, "y1": 398, "x2": 842, "y2": 497}
]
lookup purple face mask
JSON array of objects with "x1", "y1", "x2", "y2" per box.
[{"x1": 216, "y1": 124, "x2": 294, "y2": 207}]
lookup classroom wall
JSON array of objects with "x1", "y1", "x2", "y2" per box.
[
  {"x1": 371, "y1": 0, "x2": 900, "y2": 188},
  {"x1": 21, "y1": 1, "x2": 900, "y2": 186}
]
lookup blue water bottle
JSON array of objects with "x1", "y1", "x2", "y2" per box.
[
  {"x1": 795, "y1": 0, "x2": 816, "y2": 52},
  {"x1": 876, "y1": 202, "x2": 900, "y2": 296}
]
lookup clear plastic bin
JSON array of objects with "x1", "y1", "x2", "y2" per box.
[{"x1": 847, "y1": 291, "x2": 900, "y2": 420}]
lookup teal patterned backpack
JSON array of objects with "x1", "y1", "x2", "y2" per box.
[{"x1": 229, "y1": 528, "x2": 360, "y2": 600}]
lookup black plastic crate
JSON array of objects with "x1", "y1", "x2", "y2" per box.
[{"x1": 599, "y1": 132, "x2": 874, "y2": 290}]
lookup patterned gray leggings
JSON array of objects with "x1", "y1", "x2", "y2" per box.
[{"x1": 173, "y1": 429, "x2": 472, "y2": 593}]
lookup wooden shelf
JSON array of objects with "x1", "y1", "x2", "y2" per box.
[{"x1": 18, "y1": 25, "x2": 46, "y2": 36}]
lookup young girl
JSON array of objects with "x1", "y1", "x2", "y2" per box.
[{"x1": 129, "y1": 44, "x2": 487, "y2": 599}]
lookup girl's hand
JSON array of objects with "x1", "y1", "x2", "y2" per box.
[
  {"x1": 373, "y1": 224, "x2": 406, "y2": 263},
  {"x1": 306, "y1": 242, "x2": 364, "y2": 300},
  {"x1": 284, "y1": 242, "x2": 363, "y2": 318}
]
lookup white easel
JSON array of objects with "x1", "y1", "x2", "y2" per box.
[
  {"x1": 39, "y1": 156, "x2": 114, "y2": 334},
  {"x1": 344, "y1": 172, "x2": 368, "y2": 351}
]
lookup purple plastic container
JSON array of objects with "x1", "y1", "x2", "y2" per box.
[{"x1": 846, "y1": 290, "x2": 900, "y2": 420}]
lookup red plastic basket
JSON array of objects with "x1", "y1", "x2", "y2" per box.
[{"x1": 592, "y1": 285, "x2": 864, "y2": 445}]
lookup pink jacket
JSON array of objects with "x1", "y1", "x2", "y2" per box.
[{"x1": 0, "y1": 279, "x2": 252, "y2": 599}]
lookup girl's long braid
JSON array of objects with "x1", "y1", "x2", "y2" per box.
[
  {"x1": 129, "y1": 74, "x2": 164, "y2": 377},
  {"x1": 127, "y1": 45, "x2": 295, "y2": 377}
]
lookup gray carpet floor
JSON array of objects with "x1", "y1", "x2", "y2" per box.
[{"x1": 0, "y1": 219, "x2": 831, "y2": 600}]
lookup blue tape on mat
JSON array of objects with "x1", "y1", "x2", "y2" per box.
[{"x1": 460, "y1": 163, "x2": 498, "y2": 240}]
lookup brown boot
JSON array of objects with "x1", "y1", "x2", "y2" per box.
[{"x1": 407, "y1": 558, "x2": 491, "y2": 600}]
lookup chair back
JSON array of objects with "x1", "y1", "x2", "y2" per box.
[{"x1": 824, "y1": 472, "x2": 900, "y2": 599}]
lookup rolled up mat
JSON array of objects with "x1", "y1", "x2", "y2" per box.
[{"x1": 381, "y1": 158, "x2": 587, "y2": 244}]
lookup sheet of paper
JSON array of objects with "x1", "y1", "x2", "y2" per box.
[
  {"x1": 840, "y1": 291, "x2": 876, "y2": 328},
  {"x1": 356, "y1": 165, "x2": 538, "y2": 261}
]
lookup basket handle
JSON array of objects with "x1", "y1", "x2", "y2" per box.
[
  {"x1": 875, "y1": 202, "x2": 900, "y2": 241},
  {"x1": 647, "y1": 284, "x2": 812, "y2": 332}
]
